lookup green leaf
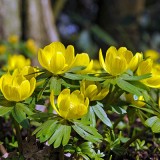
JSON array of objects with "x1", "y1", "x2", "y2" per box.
[
  {"x1": 79, "y1": 153, "x2": 90, "y2": 160},
  {"x1": 62, "y1": 125, "x2": 71, "y2": 146},
  {"x1": 130, "y1": 105, "x2": 159, "y2": 116},
  {"x1": 0, "y1": 98, "x2": 15, "y2": 107},
  {"x1": 72, "y1": 121, "x2": 102, "y2": 143},
  {"x1": 0, "y1": 106, "x2": 13, "y2": 116},
  {"x1": 122, "y1": 73, "x2": 151, "y2": 81},
  {"x1": 32, "y1": 120, "x2": 56, "y2": 135},
  {"x1": 12, "y1": 104, "x2": 29, "y2": 128},
  {"x1": 45, "y1": 124, "x2": 71, "y2": 148},
  {"x1": 116, "y1": 78, "x2": 142, "y2": 96},
  {"x1": 39, "y1": 121, "x2": 58, "y2": 142},
  {"x1": 48, "y1": 124, "x2": 63, "y2": 146},
  {"x1": 92, "y1": 102, "x2": 112, "y2": 128},
  {"x1": 63, "y1": 73, "x2": 104, "y2": 81},
  {"x1": 64, "y1": 144, "x2": 75, "y2": 153},
  {"x1": 36, "y1": 70, "x2": 52, "y2": 81},
  {"x1": 49, "y1": 77, "x2": 61, "y2": 95},
  {"x1": 29, "y1": 112, "x2": 53, "y2": 121},
  {"x1": 145, "y1": 116, "x2": 160, "y2": 133},
  {"x1": 129, "y1": 81, "x2": 149, "y2": 92},
  {"x1": 37, "y1": 78, "x2": 50, "y2": 100},
  {"x1": 111, "y1": 106, "x2": 126, "y2": 114},
  {"x1": 151, "y1": 119, "x2": 160, "y2": 133},
  {"x1": 81, "y1": 107, "x2": 96, "y2": 127},
  {"x1": 79, "y1": 142, "x2": 96, "y2": 159},
  {"x1": 68, "y1": 66, "x2": 86, "y2": 72},
  {"x1": 61, "y1": 79, "x2": 79, "y2": 89},
  {"x1": 18, "y1": 103, "x2": 33, "y2": 116}
]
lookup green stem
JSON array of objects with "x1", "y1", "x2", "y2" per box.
[
  {"x1": 12, "y1": 117, "x2": 23, "y2": 155},
  {"x1": 123, "y1": 127, "x2": 149, "y2": 149},
  {"x1": 59, "y1": 147, "x2": 64, "y2": 160}
]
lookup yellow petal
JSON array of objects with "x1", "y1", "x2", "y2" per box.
[
  {"x1": 77, "y1": 60, "x2": 93, "y2": 74},
  {"x1": 64, "y1": 45, "x2": 75, "y2": 65},
  {"x1": 1, "y1": 73, "x2": 12, "y2": 87},
  {"x1": 99, "y1": 49, "x2": 107, "y2": 71},
  {"x1": 50, "y1": 91, "x2": 60, "y2": 115},
  {"x1": 70, "y1": 90, "x2": 84, "y2": 105},
  {"x1": 58, "y1": 89, "x2": 70, "y2": 107},
  {"x1": 50, "y1": 52, "x2": 66, "y2": 74},
  {"x1": 10, "y1": 87, "x2": 21, "y2": 102},
  {"x1": 38, "y1": 49, "x2": 50, "y2": 70},
  {"x1": 92, "y1": 88, "x2": 109, "y2": 101},
  {"x1": 143, "y1": 76, "x2": 160, "y2": 88},
  {"x1": 49, "y1": 41, "x2": 65, "y2": 54},
  {"x1": 1, "y1": 85, "x2": 11, "y2": 101},
  {"x1": 29, "y1": 77, "x2": 36, "y2": 97},
  {"x1": 20, "y1": 80, "x2": 30, "y2": 100},
  {"x1": 58, "y1": 96, "x2": 71, "y2": 119},
  {"x1": 109, "y1": 56, "x2": 127, "y2": 76},
  {"x1": 71, "y1": 53, "x2": 90, "y2": 68},
  {"x1": 85, "y1": 85, "x2": 98, "y2": 98},
  {"x1": 137, "y1": 59, "x2": 153, "y2": 75}
]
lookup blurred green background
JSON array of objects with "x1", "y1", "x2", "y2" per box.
[{"x1": 0, "y1": 0, "x2": 160, "y2": 58}]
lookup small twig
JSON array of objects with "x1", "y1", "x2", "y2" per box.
[
  {"x1": 12, "y1": 117, "x2": 23, "y2": 155},
  {"x1": 0, "y1": 144, "x2": 8, "y2": 155}
]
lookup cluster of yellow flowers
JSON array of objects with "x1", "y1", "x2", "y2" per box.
[{"x1": 0, "y1": 41, "x2": 160, "y2": 120}]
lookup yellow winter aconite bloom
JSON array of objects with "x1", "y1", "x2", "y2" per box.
[
  {"x1": 50, "y1": 89, "x2": 89, "y2": 119},
  {"x1": 137, "y1": 59, "x2": 160, "y2": 88},
  {"x1": 0, "y1": 71, "x2": 36, "y2": 102},
  {"x1": 125, "y1": 93, "x2": 145, "y2": 107},
  {"x1": 99, "y1": 46, "x2": 142, "y2": 76},
  {"x1": 8, "y1": 35, "x2": 19, "y2": 44},
  {"x1": 144, "y1": 49, "x2": 159, "y2": 61},
  {"x1": 16, "y1": 66, "x2": 39, "y2": 80},
  {"x1": 128, "y1": 52, "x2": 143, "y2": 71},
  {"x1": 0, "y1": 45, "x2": 6, "y2": 54},
  {"x1": 92, "y1": 59, "x2": 102, "y2": 71},
  {"x1": 7, "y1": 54, "x2": 31, "y2": 70},
  {"x1": 80, "y1": 80, "x2": 109, "y2": 101},
  {"x1": 25, "y1": 39, "x2": 38, "y2": 54},
  {"x1": 38, "y1": 42, "x2": 90, "y2": 75}
]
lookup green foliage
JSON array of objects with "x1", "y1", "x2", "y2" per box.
[
  {"x1": 0, "y1": 38, "x2": 160, "y2": 159},
  {"x1": 72, "y1": 120, "x2": 103, "y2": 143},
  {"x1": 92, "y1": 102, "x2": 112, "y2": 128},
  {"x1": 12, "y1": 103, "x2": 30, "y2": 129},
  {"x1": 145, "y1": 116, "x2": 160, "y2": 133}
]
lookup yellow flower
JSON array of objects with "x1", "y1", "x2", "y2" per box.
[
  {"x1": 0, "y1": 45, "x2": 6, "y2": 54},
  {"x1": 137, "y1": 59, "x2": 160, "y2": 88},
  {"x1": 80, "y1": 80, "x2": 109, "y2": 101},
  {"x1": 76, "y1": 60, "x2": 93, "y2": 74},
  {"x1": 92, "y1": 59, "x2": 102, "y2": 71},
  {"x1": 99, "y1": 47, "x2": 143, "y2": 76},
  {"x1": 16, "y1": 66, "x2": 38, "y2": 80},
  {"x1": 7, "y1": 54, "x2": 31, "y2": 70},
  {"x1": 99, "y1": 46, "x2": 141, "y2": 76},
  {"x1": 125, "y1": 93, "x2": 145, "y2": 107},
  {"x1": 38, "y1": 42, "x2": 90, "y2": 75},
  {"x1": 128, "y1": 52, "x2": 143, "y2": 71},
  {"x1": 0, "y1": 71, "x2": 36, "y2": 102},
  {"x1": 50, "y1": 89, "x2": 89, "y2": 119},
  {"x1": 144, "y1": 49, "x2": 159, "y2": 61},
  {"x1": 8, "y1": 35, "x2": 19, "y2": 44},
  {"x1": 26, "y1": 39, "x2": 38, "y2": 54}
]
